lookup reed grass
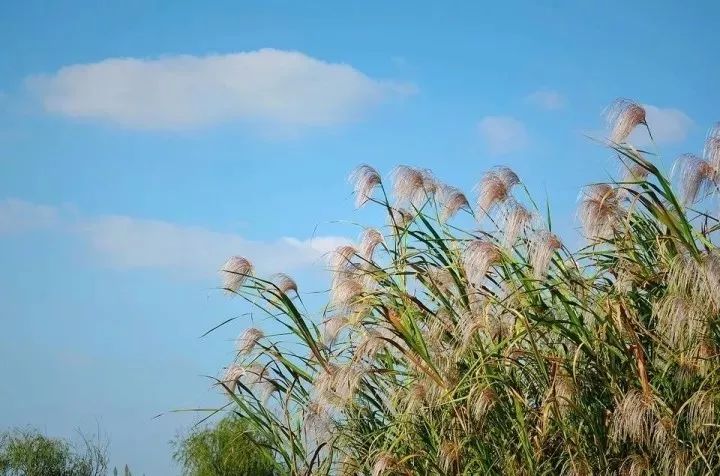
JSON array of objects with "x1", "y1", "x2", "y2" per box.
[{"x1": 211, "y1": 100, "x2": 720, "y2": 475}]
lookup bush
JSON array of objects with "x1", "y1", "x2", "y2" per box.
[
  {"x1": 210, "y1": 100, "x2": 720, "y2": 474},
  {"x1": 173, "y1": 416, "x2": 275, "y2": 476},
  {"x1": 0, "y1": 428, "x2": 107, "y2": 476}
]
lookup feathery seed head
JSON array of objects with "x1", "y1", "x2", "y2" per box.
[
  {"x1": 578, "y1": 184, "x2": 623, "y2": 239},
  {"x1": 436, "y1": 184, "x2": 469, "y2": 221},
  {"x1": 673, "y1": 153, "x2": 718, "y2": 205},
  {"x1": 612, "y1": 389, "x2": 656, "y2": 445},
  {"x1": 551, "y1": 366, "x2": 576, "y2": 412},
  {"x1": 303, "y1": 399, "x2": 332, "y2": 441},
  {"x1": 686, "y1": 390, "x2": 716, "y2": 434},
  {"x1": 667, "y1": 252, "x2": 702, "y2": 295},
  {"x1": 704, "y1": 123, "x2": 720, "y2": 171},
  {"x1": 701, "y1": 250, "x2": 720, "y2": 310},
  {"x1": 476, "y1": 173, "x2": 511, "y2": 212},
  {"x1": 330, "y1": 245, "x2": 358, "y2": 273},
  {"x1": 330, "y1": 277, "x2": 364, "y2": 308},
  {"x1": 614, "y1": 259, "x2": 642, "y2": 293},
  {"x1": 530, "y1": 230, "x2": 562, "y2": 278},
  {"x1": 338, "y1": 455, "x2": 360, "y2": 476},
  {"x1": 349, "y1": 164, "x2": 382, "y2": 208},
  {"x1": 388, "y1": 207, "x2": 413, "y2": 230},
  {"x1": 470, "y1": 386, "x2": 496, "y2": 421},
  {"x1": 425, "y1": 319, "x2": 449, "y2": 352},
  {"x1": 220, "y1": 256, "x2": 253, "y2": 292},
  {"x1": 257, "y1": 379, "x2": 279, "y2": 404},
  {"x1": 313, "y1": 365, "x2": 338, "y2": 404},
  {"x1": 623, "y1": 161, "x2": 650, "y2": 182},
  {"x1": 236, "y1": 327, "x2": 264, "y2": 355},
  {"x1": 488, "y1": 312, "x2": 514, "y2": 341},
  {"x1": 355, "y1": 328, "x2": 394, "y2": 360},
  {"x1": 458, "y1": 310, "x2": 484, "y2": 350},
  {"x1": 271, "y1": 273, "x2": 298, "y2": 294},
  {"x1": 392, "y1": 165, "x2": 436, "y2": 207},
  {"x1": 676, "y1": 340, "x2": 715, "y2": 380},
  {"x1": 583, "y1": 183, "x2": 616, "y2": 202},
  {"x1": 359, "y1": 228, "x2": 384, "y2": 260},
  {"x1": 620, "y1": 454, "x2": 650, "y2": 476},
  {"x1": 475, "y1": 167, "x2": 519, "y2": 216},
  {"x1": 654, "y1": 293, "x2": 704, "y2": 346},
  {"x1": 658, "y1": 449, "x2": 690, "y2": 476},
  {"x1": 332, "y1": 363, "x2": 365, "y2": 402},
  {"x1": 651, "y1": 417, "x2": 673, "y2": 453},
  {"x1": 501, "y1": 201, "x2": 533, "y2": 247},
  {"x1": 425, "y1": 266, "x2": 456, "y2": 295},
  {"x1": 439, "y1": 441, "x2": 461, "y2": 473},
  {"x1": 371, "y1": 452, "x2": 398, "y2": 476},
  {"x1": 464, "y1": 240, "x2": 502, "y2": 286},
  {"x1": 243, "y1": 364, "x2": 267, "y2": 385},
  {"x1": 495, "y1": 166, "x2": 521, "y2": 188},
  {"x1": 406, "y1": 380, "x2": 429, "y2": 411},
  {"x1": 222, "y1": 364, "x2": 245, "y2": 393},
  {"x1": 605, "y1": 99, "x2": 647, "y2": 144},
  {"x1": 323, "y1": 316, "x2": 349, "y2": 345}
]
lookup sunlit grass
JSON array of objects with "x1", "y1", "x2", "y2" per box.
[{"x1": 209, "y1": 100, "x2": 720, "y2": 475}]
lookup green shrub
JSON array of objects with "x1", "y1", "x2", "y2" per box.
[
  {"x1": 173, "y1": 416, "x2": 275, "y2": 476},
  {"x1": 0, "y1": 428, "x2": 107, "y2": 476}
]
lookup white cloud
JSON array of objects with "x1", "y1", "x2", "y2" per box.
[
  {"x1": 526, "y1": 90, "x2": 566, "y2": 110},
  {"x1": 0, "y1": 199, "x2": 349, "y2": 276},
  {"x1": 629, "y1": 104, "x2": 693, "y2": 145},
  {"x1": 0, "y1": 199, "x2": 60, "y2": 233},
  {"x1": 79, "y1": 214, "x2": 348, "y2": 274},
  {"x1": 26, "y1": 49, "x2": 417, "y2": 130},
  {"x1": 477, "y1": 116, "x2": 529, "y2": 155}
]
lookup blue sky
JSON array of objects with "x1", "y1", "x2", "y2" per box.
[{"x1": 1, "y1": 1, "x2": 718, "y2": 473}]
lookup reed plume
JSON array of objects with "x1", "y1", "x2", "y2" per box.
[
  {"x1": 463, "y1": 240, "x2": 502, "y2": 286},
  {"x1": 475, "y1": 166, "x2": 519, "y2": 216},
  {"x1": 392, "y1": 165, "x2": 436, "y2": 207},
  {"x1": 529, "y1": 230, "x2": 562, "y2": 278},
  {"x1": 236, "y1": 327, "x2": 264, "y2": 355},
  {"x1": 220, "y1": 256, "x2": 253, "y2": 292},
  {"x1": 349, "y1": 164, "x2": 382, "y2": 208},
  {"x1": 359, "y1": 228, "x2": 384, "y2": 260},
  {"x1": 578, "y1": 184, "x2": 623, "y2": 239},
  {"x1": 673, "y1": 153, "x2": 718, "y2": 205},
  {"x1": 436, "y1": 184, "x2": 469, "y2": 222},
  {"x1": 605, "y1": 99, "x2": 647, "y2": 143}
]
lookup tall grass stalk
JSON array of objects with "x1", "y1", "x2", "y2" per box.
[{"x1": 209, "y1": 100, "x2": 720, "y2": 475}]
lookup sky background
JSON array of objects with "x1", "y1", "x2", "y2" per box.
[{"x1": 1, "y1": 1, "x2": 719, "y2": 473}]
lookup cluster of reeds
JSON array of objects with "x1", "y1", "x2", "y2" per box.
[{"x1": 211, "y1": 100, "x2": 720, "y2": 475}]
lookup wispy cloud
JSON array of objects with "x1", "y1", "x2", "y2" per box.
[
  {"x1": 78, "y1": 215, "x2": 348, "y2": 274},
  {"x1": 0, "y1": 199, "x2": 349, "y2": 276},
  {"x1": 629, "y1": 104, "x2": 693, "y2": 145},
  {"x1": 477, "y1": 116, "x2": 529, "y2": 155},
  {"x1": 526, "y1": 90, "x2": 566, "y2": 110},
  {"x1": 0, "y1": 199, "x2": 60, "y2": 233},
  {"x1": 26, "y1": 49, "x2": 417, "y2": 130}
]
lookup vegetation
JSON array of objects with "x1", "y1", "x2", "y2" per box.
[
  {"x1": 0, "y1": 428, "x2": 107, "y2": 476},
  {"x1": 111, "y1": 464, "x2": 141, "y2": 476},
  {"x1": 211, "y1": 100, "x2": 720, "y2": 475},
  {"x1": 173, "y1": 416, "x2": 275, "y2": 476}
]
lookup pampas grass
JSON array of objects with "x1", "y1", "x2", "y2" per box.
[{"x1": 202, "y1": 99, "x2": 720, "y2": 475}]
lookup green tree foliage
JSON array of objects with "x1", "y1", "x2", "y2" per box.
[
  {"x1": 112, "y1": 464, "x2": 140, "y2": 476},
  {"x1": 173, "y1": 416, "x2": 275, "y2": 476},
  {"x1": 0, "y1": 428, "x2": 107, "y2": 476}
]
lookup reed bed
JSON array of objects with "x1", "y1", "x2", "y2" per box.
[{"x1": 211, "y1": 100, "x2": 720, "y2": 475}]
